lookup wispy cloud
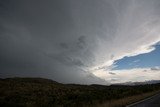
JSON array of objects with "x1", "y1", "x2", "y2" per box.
[
  {"x1": 150, "y1": 66, "x2": 160, "y2": 71},
  {"x1": 93, "y1": 67, "x2": 160, "y2": 84},
  {"x1": 133, "y1": 59, "x2": 140, "y2": 63}
]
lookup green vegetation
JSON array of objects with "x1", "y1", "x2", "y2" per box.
[{"x1": 0, "y1": 77, "x2": 160, "y2": 107}]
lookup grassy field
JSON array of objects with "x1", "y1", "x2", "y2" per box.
[
  {"x1": 94, "y1": 90, "x2": 160, "y2": 107},
  {"x1": 0, "y1": 77, "x2": 160, "y2": 107}
]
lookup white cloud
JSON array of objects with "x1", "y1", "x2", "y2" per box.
[
  {"x1": 85, "y1": 1, "x2": 160, "y2": 84},
  {"x1": 92, "y1": 67, "x2": 160, "y2": 84}
]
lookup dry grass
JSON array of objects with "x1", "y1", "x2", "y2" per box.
[
  {"x1": 1, "y1": 78, "x2": 160, "y2": 107},
  {"x1": 90, "y1": 90, "x2": 160, "y2": 107}
]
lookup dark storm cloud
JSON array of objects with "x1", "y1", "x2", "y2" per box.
[
  {"x1": 0, "y1": 0, "x2": 109, "y2": 84},
  {"x1": 59, "y1": 43, "x2": 69, "y2": 49},
  {"x1": 46, "y1": 36, "x2": 90, "y2": 67},
  {"x1": 0, "y1": 0, "x2": 160, "y2": 84}
]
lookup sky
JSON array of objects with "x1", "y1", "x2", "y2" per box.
[
  {"x1": 0, "y1": 0, "x2": 160, "y2": 84},
  {"x1": 114, "y1": 44, "x2": 160, "y2": 70}
]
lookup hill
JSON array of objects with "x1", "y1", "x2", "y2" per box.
[{"x1": 0, "y1": 77, "x2": 160, "y2": 107}]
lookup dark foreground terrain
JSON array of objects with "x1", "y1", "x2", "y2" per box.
[
  {"x1": 0, "y1": 78, "x2": 160, "y2": 107},
  {"x1": 127, "y1": 93, "x2": 160, "y2": 107}
]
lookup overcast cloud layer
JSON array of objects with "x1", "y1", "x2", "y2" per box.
[{"x1": 0, "y1": 0, "x2": 160, "y2": 84}]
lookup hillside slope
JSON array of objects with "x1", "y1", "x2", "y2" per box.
[{"x1": 0, "y1": 77, "x2": 160, "y2": 107}]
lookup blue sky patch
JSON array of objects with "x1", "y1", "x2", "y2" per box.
[{"x1": 113, "y1": 44, "x2": 160, "y2": 70}]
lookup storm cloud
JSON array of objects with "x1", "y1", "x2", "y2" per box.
[{"x1": 0, "y1": 0, "x2": 160, "y2": 84}]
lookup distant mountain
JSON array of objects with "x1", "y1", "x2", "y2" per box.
[{"x1": 113, "y1": 80, "x2": 160, "y2": 86}]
